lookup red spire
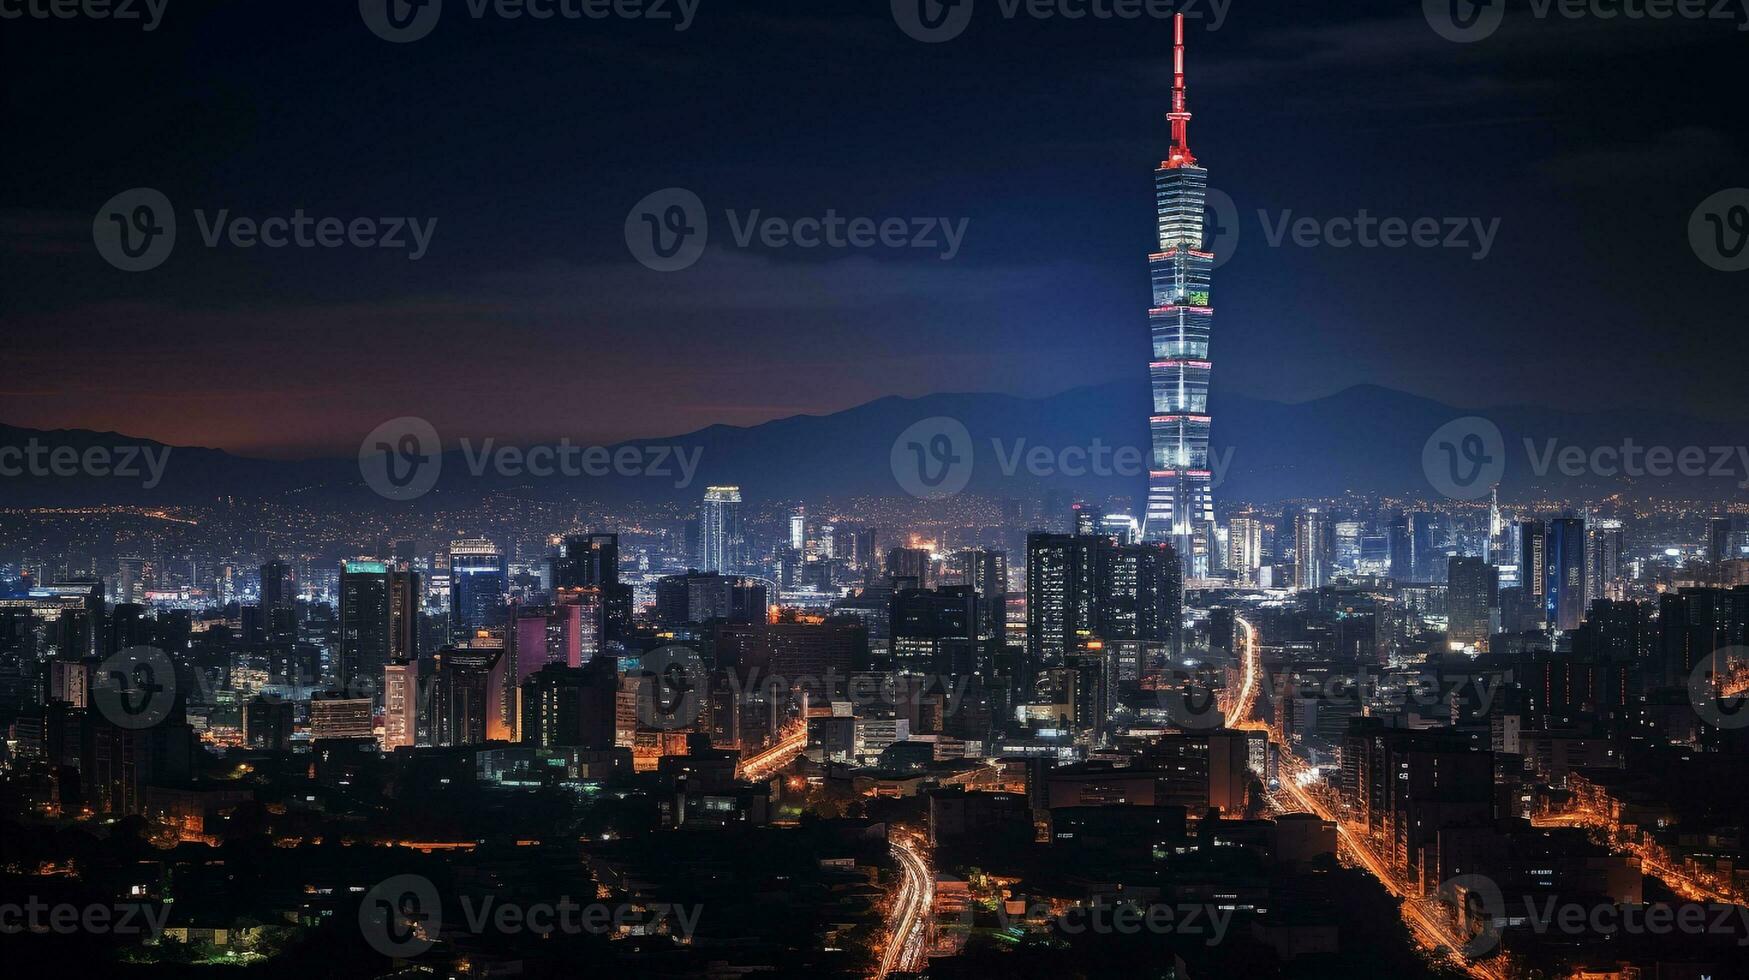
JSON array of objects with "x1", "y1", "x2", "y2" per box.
[{"x1": 1164, "y1": 12, "x2": 1196, "y2": 169}]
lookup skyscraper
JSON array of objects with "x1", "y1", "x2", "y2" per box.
[
  {"x1": 1547, "y1": 517, "x2": 1586, "y2": 631},
  {"x1": 1447, "y1": 556, "x2": 1499, "y2": 652},
  {"x1": 1228, "y1": 514, "x2": 1262, "y2": 582},
  {"x1": 789, "y1": 506, "x2": 807, "y2": 551},
  {"x1": 1143, "y1": 13, "x2": 1216, "y2": 577},
  {"x1": 339, "y1": 559, "x2": 392, "y2": 700},
  {"x1": 449, "y1": 538, "x2": 507, "y2": 642},
  {"x1": 1293, "y1": 509, "x2": 1325, "y2": 591},
  {"x1": 700, "y1": 486, "x2": 744, "y2": 573}
]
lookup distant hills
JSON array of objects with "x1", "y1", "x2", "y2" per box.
[{"x1": 3, "y1": 382, "x2": 1743, "y2": 508}]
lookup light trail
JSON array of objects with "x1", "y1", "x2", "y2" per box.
[
  {"x1": 1224, "y1": 614, "x2": 1260, "y2": 728},
  {"x1": 737, "y1": 723, "x2": 807, "y2": 782},
  {"x1": 877, "y1": 831, "x2": 933, "y2": 977}
]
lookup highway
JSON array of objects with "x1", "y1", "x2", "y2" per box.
[
  {"x1": 737, "y1": 723, "x2": 807, "y2": 782},
  {"x1": 1232, "y1": 612, "x2": 1506, "y2": 980},
  {"x1": 878, "y1": 831, "x2": 934, "y2": 977}
]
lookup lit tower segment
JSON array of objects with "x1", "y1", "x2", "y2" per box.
[{"x1": 1144, "y1": 12, "x2": 1216, "y2": 575}]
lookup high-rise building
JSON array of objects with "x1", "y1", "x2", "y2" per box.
[
  {"x1": 1711, "y1": 517, "x2": 1737, "y2": 564},
  {"x1": 449, "y1": 538, "x2": 507, "y2": 642},
  {"x1": 1072, "y1": 501, "x2": 1105, "y2": 537},
  {"x1": 1228, "y1": 515, "x2": 1263, "y2": 582},
  {"x1": 653, "y1": 572, "x2": 768, "y2": 626},
  {"x1": 1026, "y1": 533, "x2": 1182, "y2": 692},
  {"x1": 789, "y1": 506, "x2": 807, "y2": 551},
  {"x1": 699, "y1": 486, "x2": 745, "y2": 573},
  {"x1": 338, "y1": 560, "x2": 392, "y2": 700},
  {"x1": 891, "y1": 585, "x2": 980, "y2": 675},
  {"x1": 310, "y1": 692, "x2": 373, "y2": 740},
  {"x1": 1143, "y1": 14, "x2": 1217, "y2": 577},
  {"x1": 551, "y1": 534, "x2": 631, "y2": 645},
  {"x1": 382, "y1": 659, "x2": 420, "y2": 750},
  {"x1": 1447, "y1": 556, "x2": 1499, "y2": 651},
  {"x1": 1586, "y1": 519, "x2": 1624, "y2": 603},
  {"x1": 885, "y1": 546, "x2": 931, "y2": 589},
  {"x1": 1519, "y1": 519, "x2": 1547, "y2": 619},
  {"x1": 430, "y1": 646, "x2": 502, "y2": 747},
  {"x1": 952, "y1": 548, "x2": 1008, "y2": 645},
  {"x1": 1293, "y1": 509, "x2": 1325, "y2": 591},
  {"x1": 1547, "y1": 517, "x2": 1586, "y2": 631},
  {"x1": 389, "y1": 567, "x2": 421, "y2": 662},
  {"x1": 260, "y1": 559, "x2": 296, "y2": 642}
]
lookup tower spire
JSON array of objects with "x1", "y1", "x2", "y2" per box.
[{"x1": 1165, "y1": 12, "x2": 1196, "y2": 168}]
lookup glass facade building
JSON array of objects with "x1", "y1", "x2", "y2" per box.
[{"x1": 1143, "y1": 14, "x2": 1217, "y2": 577}]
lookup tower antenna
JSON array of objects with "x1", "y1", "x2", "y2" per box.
[{"x1": 1166, "y1": 12, "x2": 1196, "y2": 168}]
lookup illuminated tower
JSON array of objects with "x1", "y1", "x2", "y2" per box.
[{"x1": 1143, "y1": 13, "x2": 1216, "y2": 576}]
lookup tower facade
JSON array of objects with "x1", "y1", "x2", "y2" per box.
[{"x1": 1144, "y1": 13, "x2": 1217, "y2": 576}]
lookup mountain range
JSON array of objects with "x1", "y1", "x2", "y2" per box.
[{"x1": 3, "y1": 382, "x2": 1743, "y2": 508}]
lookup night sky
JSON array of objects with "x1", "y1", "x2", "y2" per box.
[{"x1": 2, "y1": 0, "x2": 1744, "y2": 459}]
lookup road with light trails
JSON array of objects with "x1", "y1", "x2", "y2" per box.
[
  {"x1": 737, "y1": 723, "x2": 807, "y2": 781},
  {"x1": 877, "y1": 831, "x2": 934, "y2": 977},
  {"x1": 1224, "y1": 614, "x2": 1261, "y2": 728},
  {"x1": 1231, "y1": 611, "x2": 1506, "y2": 980}
]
